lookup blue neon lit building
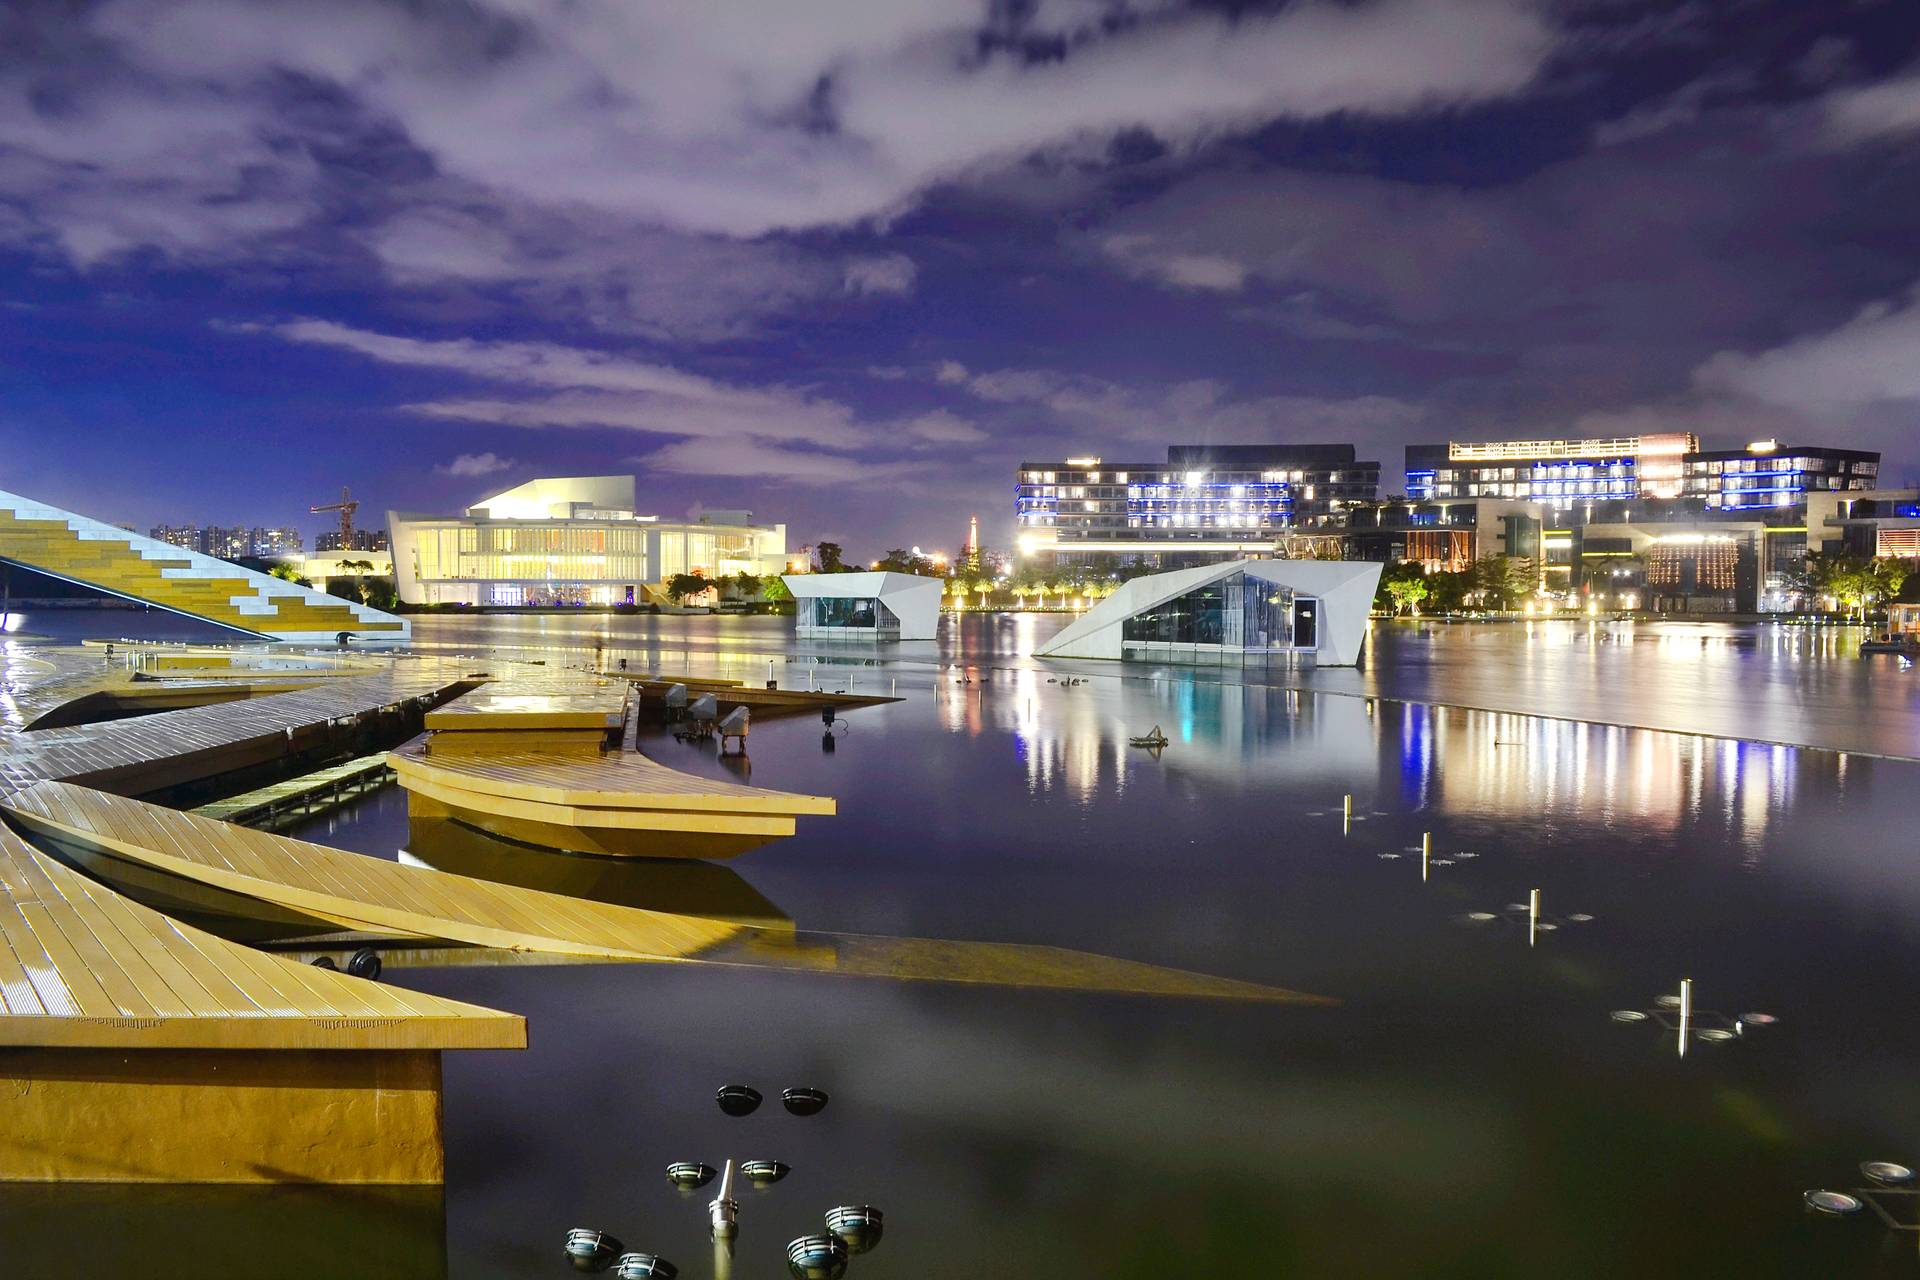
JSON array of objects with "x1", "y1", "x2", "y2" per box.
[{"x1": 1681, "y1": 442, "x2": 1879, "y2": 511}]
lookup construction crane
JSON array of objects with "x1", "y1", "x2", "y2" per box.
[{"x1": 310, "y1": 486, "x2": 360, "y2": 548}]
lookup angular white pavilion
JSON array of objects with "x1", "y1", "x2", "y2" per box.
[
  {"x1": 783, "y1": 571, "x2": 943, "y2": 642},
  {"x1": 1035, "y1": 559, "x2": 1381, "y2": 666}
]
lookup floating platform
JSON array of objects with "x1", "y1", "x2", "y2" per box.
[
  {"x1": 390, "y1": 735, "x2": 835, "y2": 859},
  {"x1": 0, "y1": 822, "x2": 522, "y2": 1183},
  {"x1": 624, "y1": 676, "x2": 900, "y2": 722}
]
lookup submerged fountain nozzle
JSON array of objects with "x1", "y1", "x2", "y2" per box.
[
  {"x1": 564, "y1": 1228, "x2": 625, "y2": 1272},
  {"x1": 709, "y1": 1159, "x2": 740, "y2": 1240}
]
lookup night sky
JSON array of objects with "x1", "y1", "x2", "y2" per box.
[{"x1": 4, "y1": 0, "x2": 1919, "y2": 556}]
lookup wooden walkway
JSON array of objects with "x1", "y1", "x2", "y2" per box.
[
  {"x1": 0, "y1": 822, "x2": 522, "y2": 1049},
  {"x1": 0, "y1": 658, "x2": 481, "y2": 799}
]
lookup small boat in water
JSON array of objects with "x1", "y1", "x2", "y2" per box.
[{"x1": 1128, "y1": 725, "x2": 1170, "y2": 749}]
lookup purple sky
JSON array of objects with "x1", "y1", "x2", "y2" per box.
[{"x1": 3, "y1": 0, "x2": 1919, "y2": 559}]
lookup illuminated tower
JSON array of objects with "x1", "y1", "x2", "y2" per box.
[{"x1": 966, "y1": 514, "x2": 980, "y2": 569}]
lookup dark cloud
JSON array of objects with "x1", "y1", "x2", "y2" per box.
[{"x1": 3, "y1": 0, "x2": 1920, "y2": 546}]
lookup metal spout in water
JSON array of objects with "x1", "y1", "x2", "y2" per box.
[{"x1": 709, "y1": 1159, "x2": 740, "y2": 1240}]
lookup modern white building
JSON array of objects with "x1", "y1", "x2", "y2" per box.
[
  {"x1": 782, "y1": 571, "x2": 943, "y2": 642},
  {"x1": 1035, "y1": 559, "x2": 1381, "y2": 666},
  {"x1": 387, "y1": 476, "x2": 788, "y2": 606}
]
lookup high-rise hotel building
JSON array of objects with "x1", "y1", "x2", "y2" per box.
[{"x1": 1014, "y1": 444, "x2": 1380, "y2": 568}]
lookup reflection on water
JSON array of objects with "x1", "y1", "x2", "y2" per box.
[
  {"x1": 0, "y1": 1184, "x2": 446, "y2": 1280},
  {"x1": 407, "y1": 815, "x2": 794, "y2": 928},
  {"x1": 46, "y1": 608, "x2": 1917, "y2": 1277}
]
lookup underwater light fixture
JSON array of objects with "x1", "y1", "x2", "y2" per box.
[
  {"x1": 717, "y1": 1085, "x2": 762, "y2": 1117},
  {"x1": 782, "y1": 1086, "x2": 829, "y2": 1116},
  {"x1": 564, "y1": 1228, "x2": 625, "y2": 1272},
  {"x1": 785, "y1": 1233, "x2": 850, "y2": 1280},
  {"x1": 666, "y1": 1162, "x2": 716, "y2": 1190},
  {"x1": 1863, "y1": 1162, "x2": 1915, "y2": 1186},
  {"x1": 824, "y1": 1205, "x2": 884, "y2": 1254},
  {"x1": 1804, "y1": 1190, "x2": 1864, "y2": 1216},
  {"x1": 742, "y1": 1159, "x2": 790, "y2": 1186},
  {"x1": 613, "y1": 1254, "x2": 677, "y2": 1279}
]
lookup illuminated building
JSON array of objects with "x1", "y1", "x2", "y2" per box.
[
  {"x1": 1015, "y1": 444, "x2": 1380, "y2": 569},
  {"x1": 1681, "y1": 440, "x2": 1879, "y2": 511},
  {"x1": 783, "y1": 571, "x2": 942, "y2": 641},
  {"x1": 1342, "y1": 499, "x2": 1547, "y2": 573},
  {"x1": 1405, "y1": 433, "x2": 1697, "y2": 508},
  {"x1": 1577, "y1": 523, "x2": 1764, "y2": 614},
  {"x1": 1035, "y1": 559, "x2": 1382, "y2": 667},
  {"x1": 1806, "y1": 489, "x2": 1920, "y2": 559},
  {"x1": 387, "y1": 476, "x2": 787, "y2": 606}
]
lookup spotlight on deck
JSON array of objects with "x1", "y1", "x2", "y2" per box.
[
  {"x1": 613, "y1": 1253, "x2": 677, "y2": 1279},
  {"x1": 742, "y1": 1159, "x2": 789, "y2": 1186},
  {"x1": 1863, "y1": 1162, "x2": 1915, "y2": 1186},
  {"x1": 717, "y1": 1085, "x2": 762, "y2": 1117},
  {"x1": 564, "y1": 1228, "x2": 625, "y2": 1272},
  {"x1": 785, "y1": 1233, "x2": 850, "y2": 1279},
  {"x1": 666, "y1": 1162, "x2": 716, "y2": 1190},
  {"x1": 347, "y1": 947, "x2": 382, "y2": 981},
  {"x1": 1804, "y1": 1190, "x2": 1864, "y2": 1216},
  {"x1": 824, "y1": 1205, "x2": 883, "y2": 1254},
  {"x1": 782, "y1": 1087, "x2": 829, "y2": 1116}
]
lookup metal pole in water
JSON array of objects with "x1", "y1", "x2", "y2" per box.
[
  {"x1": 1421, "y1": 832, "x2": 1432, "y2": 881},
  {"x1": 709, "y1": 1158, "x2": 739, "y2": 1240},
  {"x1": 1678, "y1": 978, "x2": 1692, "y2": 1056},
  {"x1": 1528, "y1": 888, "x2": 1541, "y2": 947}
]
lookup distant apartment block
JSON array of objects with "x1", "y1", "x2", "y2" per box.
[
  {"x1": 146, "y1": 524, "x2": 305, "y2": 559},
  {"x1": 316, "y1": 528, "x2": 388, "y2": 553}
]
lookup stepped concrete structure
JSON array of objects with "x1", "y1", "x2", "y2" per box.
[{"x1": 0, "y1": 490, "x2": 407, "y2": 644}]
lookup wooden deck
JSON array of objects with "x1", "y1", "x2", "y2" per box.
[
  {"x1": 3, "y1": 781, "x2": 751, "y2": 963},
  {"x1": 0, "y1": 822, "x2": 523, "y2": 1050},
  {"x1": 0, "y1": 658, "x2": 482, "y2": 799}
]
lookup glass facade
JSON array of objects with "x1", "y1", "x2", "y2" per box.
[
  {"x1": 1119, "y1": 572, "x2": 1307, "y2": 662},
  {"x1": 1682, "y1": 449, "x2": 1878, "y2": 511},
  {"x1": 412, "y1": 523, "x2": 651, "y2": 585}
]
